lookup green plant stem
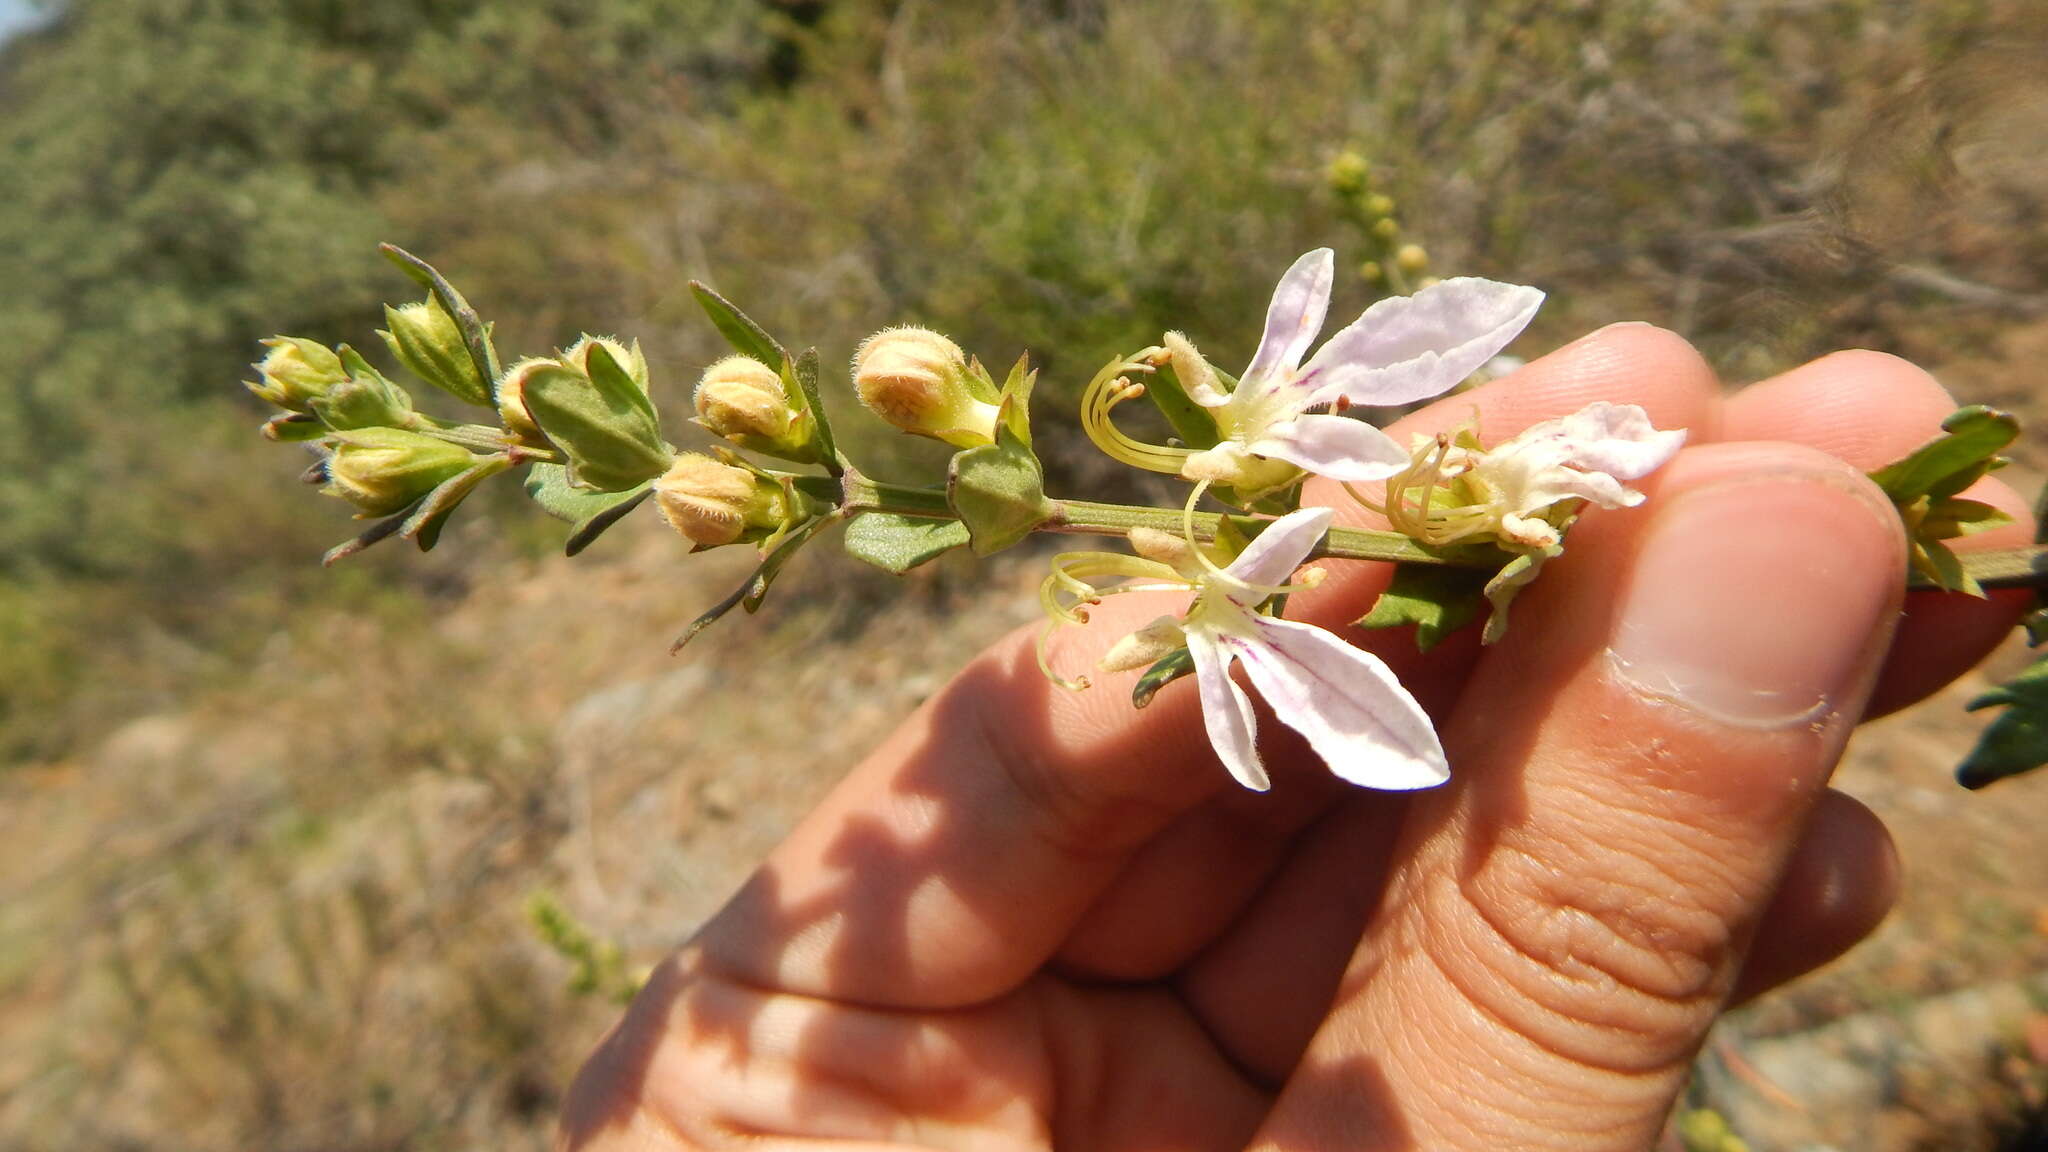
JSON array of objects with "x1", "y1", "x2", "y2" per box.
[
  {"x1": 835, "y1": 473, "x2": 2048, "y2": 590},
  {"x1": 839, "y1": 474, "x2": 1492, "y2": 567}
]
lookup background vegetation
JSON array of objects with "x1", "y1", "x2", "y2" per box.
[{"x1": 3, "y1": 1, "x2": 2047, "y2": 1149}]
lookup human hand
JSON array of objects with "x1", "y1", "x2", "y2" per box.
[{"x1": 558, "y1": 325, "x2": 2031, "y2": 1151}]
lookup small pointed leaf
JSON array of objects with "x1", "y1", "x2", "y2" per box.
[
  {"x1": 690, "y1": 281, "x2": 787, "y2": 369},
  {"x1": 566, "y1": 489, "x2": 652, "y2": 557},
  {"x1": 1132, "y1": 647, "x2": 1196, "y2": 709},
  {"x1": 381, "y1": 243, "x2": 502, "y2": 391},
  {"x1": 1959, "y1": 655, "x2": 2048, "y2": 788},
  {"x1": 842, "y1": 513, "x2": 972, "y2": 574},
  {"x1": 1358, "y1": 565, "x2": 1491, "y2": 652}
]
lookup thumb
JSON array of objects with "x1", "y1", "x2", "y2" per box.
[{"x1": 1251, "y1": 442, "x2": 1905, "y2": 1151}]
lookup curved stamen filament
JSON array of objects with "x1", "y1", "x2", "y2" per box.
[
  {"x1": 1177, "y1": 481, "x2": 1326, "y2": 603},
  {"x1": 1081, "y1": 353, "x2": 1194, "y2": 475},
  {"x1": 1035, "y1": 548, "x2": 1190, "y2": 690}
]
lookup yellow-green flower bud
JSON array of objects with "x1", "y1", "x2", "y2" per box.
[
  {"x1": 692, "y1": 355, "x2": 817, "y2": 461},
  {"x1": 1359, "y1": 260, "x2": 1385, "y2": 285},
  {"x1": 323, "y1": 428, "x2": 479, "y2": 517},
  {"x1": 562, "y1": 335, "x2": 649, "y2": 390},
  {"x1": 380, "y1": 297, "x2": 490, "y2": 407},
  {"x1": 247, "y1": 337, "x2": 346, "y2": 413},
  {"x1": 1326, "y1": 151, "x2": 1370, "y2": 195},
  {"x1": 1371, "y1": 217, "x2": 1400, "y2": 241},
  {"x1": 1395, "y1": 244, "x2": 1429, "y2": 274},
  {"x1": 651, "y1": 453, "x2": 793, "y2": 548},
  {"x1": 495, "y1": 356, "x2": 554, "y2": 445},
  {"x1": 852, "y1": 327, "x2": 998, "y2": 448},
  {"x1": 1364, "y1": 193, "x2": 1396, "y2": 220}
]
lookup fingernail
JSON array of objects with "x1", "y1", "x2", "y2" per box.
[{"x1": 1608, "y1": 472, "x2": 1901, "y2": 728}]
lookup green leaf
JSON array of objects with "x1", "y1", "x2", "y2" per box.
[
  {"x1": 842, "y1": 513, "x2": 971, "y2": 574},
  {"x1": 1871, "y1": 405, "x2": 2018, "y2": 503},
  {"x1": 948, "y1": 420, "x2": 1053, "y2": 555},
  {"x1": 996, "y1": 352, "x2": 1038, "y2": 448},
  {"x1": 320, "y1": 499, "x2": 422, "y2": 567},
  {"x1": 1146, "y1": 359, "x2": 1223, "y2": 451},
  {"x1": 743, "y1": 515, "x2": 829, "y2": 612},
  {"x1": 690, "y1": 280, "x2": 788, "y2": 369},
  {"x1": 403, "y1": 455, "x2": 513, "y2": 551},
  {"x1": 521, "y1": 355, "x2": 669, "y2": 493},
  {"x1": 783, "y1": 348, "x2": 839, "y2": 471},
  {"x1": 671, "y1": 516, "x2": 827, "y2": 650},
  {"x1": 584, "y1": 340, "x2": 659, "y2": 425},
  {"x1": 1869, "y1": 407, "x2": 2019, "y2": 597},
  {"x1": 1959, "y1": 655, "x2": 2048, "y2": 788},
  {"x1": 1357, "y1": 565, "x2": 1490, "y2": 652},
  {"x1": 381, "y1": 244, "x2": 502, "y2": 391},
  {"x1": 1132, "y1": 647, "x2": 1195, "y2": 709},
  {"x1": 524, "y1": 463, "x2": 653, "y2": 524},
  {"x1": 1913, "y1": 537, "x2": 1980, "y2": 597},
  {"x1": 566, "y1": 489, "x2": 652, "y2": 557}
]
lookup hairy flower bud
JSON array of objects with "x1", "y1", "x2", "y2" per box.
[
  {"x1": 324, "y1": 428, "x2": 479, "y2": 517},
  {"x1": 692, "y1": 355, "x2": 818, "y2": 461},
  {"x1": 652, "y1": 453, "x2": 794, "y2": 548},
  {"x1": 852, "y1": 327, "x2": 999, "y2": 448},
  {"x1": 562, "y1": 335, "x2": 648, "y2": 390},
  {"x1": 247, "y1": 337, "x2": 346, "y2": 413},
  {"x1": 495, "y1": 356, "x2": 554, "y2": 445},
  {"x1": 380, "y1": 298, "x2": 490, "y2": 407},
  {"x1": 498, "y1": 340, "x2": 669, "y2": 491}
]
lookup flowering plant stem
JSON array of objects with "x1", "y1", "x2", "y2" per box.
[{"x1": 834, "y1": 471, "x2": 2048, "y2": 586}]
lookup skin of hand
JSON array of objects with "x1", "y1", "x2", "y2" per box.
[{"x1": 556, "y1": 325, "x2": 2034, "y2": 1152}]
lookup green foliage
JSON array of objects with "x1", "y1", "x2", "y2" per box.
[
  {"x1": 1870, "y1": 405, "x2": 2018, "y2": 595},
  {"x1": 1358, "y1": 565, "x2": 1491, "y2": 652},
  {"x1": 842, "y1": 512, "x2": 970, "y2": 574},
  {"x1": 526, "y1": 891, "x2": 641, "y2": 1005},
  {"x1": 948, "y1": 415, "x2": 1052, "y2": 556},
  {"x1": 1960, "y1": 655, "x2": 2048, "y2": 789}
]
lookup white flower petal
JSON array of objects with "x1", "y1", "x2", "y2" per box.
[
  {"x1": 1540, "y1": 401, "x2": 1688, "y2": 481},
  {"x1": 1188, "y1": 629, "x2": 1268, "y2": 791},
  {"x1": 1247, "y1": 413, "x2": 1412, "y2": 483},
  {"x1": 1243, "y1": 249, "x2": 1334, "y2": 388},
  {"x1": 1228, "y1": 616, "x2": 1449, "y2": 790},
  {"x1": 1301, "y1": 277, "x2": 1544, "y2": 407},
  {"x1": 1221, "y1": 506, "x2": 1331, "y2": 599}
]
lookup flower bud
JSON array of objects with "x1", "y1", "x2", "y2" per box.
[
  {"x1": 310, "y1": 349, "x2": 415, "y2": 431},
  {"x1": 495, "y1": 356, "x2": 554, "y2": 445},
  {"x1": 852, "y1": 327, "x2": 999, "y2": 448},
  {"x1": 562, "y1": 335, "x2": 649, "y2": 390},
  {"x1": 247, "y1": 337, "x2": 346, "y2": 413},
  {"x1": 1395, "y1": 244, "x2": 1429, "y2": 274},
  {"x1": 1371, "y1": 217, "x2": 1400, "y2": 241},
  {"x1": 380, "y1": 298, "x2": 490, "y2": 407},
  {"x1": 1364, "y1": 193, "x2": 1396, "y2": 220},
  {"x1": 323, "y1": 428, "x2": 479, "y2": 517},
  {"x1": 692, "y1": 355, "x2": 817, "y2": 461},
  {"x1": 1358, "y1": 260, "x2": 1385, "y2": 285},
  {"x1": 1326, "y1": 151, "x2": 1370, "y2": 195},
  {"x1": 652, "y1": 453, "x2": 795, "y2": 548},
  {"x1": 502, "y1": 344, "x2": 670, "y2": 492}
]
